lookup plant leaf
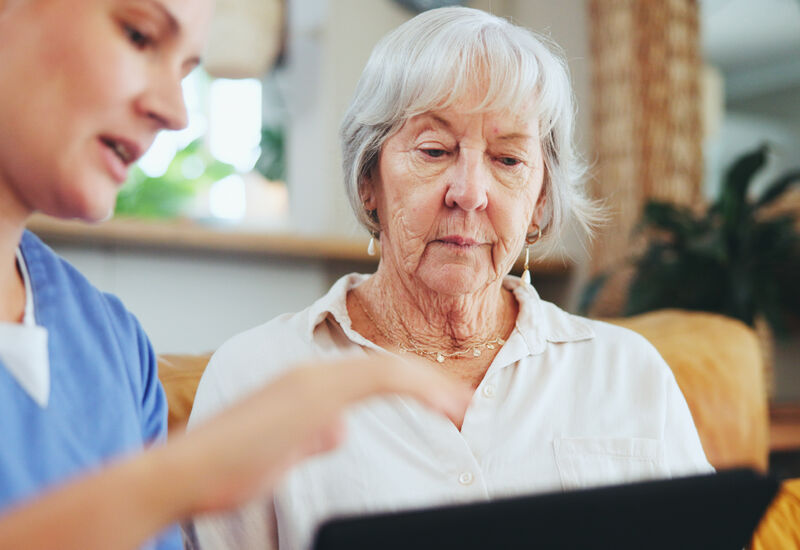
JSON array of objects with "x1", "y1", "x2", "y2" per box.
[
  {"x1": 755, "y1": 169, "x2": 800, "y2": 208},
  {"x1": 718, "y1": 145, "x2": 767, "y2": 241}
]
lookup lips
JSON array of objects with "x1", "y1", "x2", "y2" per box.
[
  {"x1": 438, "y1": 235, "x2": 480, "y2": 247},
  {"x1": 99, "y1": 135, "x2": 143, "y2": 165},
  {"x1": 98, "y1": 135, "x2": 145, "y2": 184}
]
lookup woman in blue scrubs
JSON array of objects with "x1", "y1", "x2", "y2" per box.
[{"x1": 0, "y1": 1, "x2": 469, "y2": 548}]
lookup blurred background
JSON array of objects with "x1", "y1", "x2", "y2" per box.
[{"x1": 28, "y1": 0, "x2": 799, "y2": 405}]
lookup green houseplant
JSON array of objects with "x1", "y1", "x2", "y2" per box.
[
  {"x1": 583, "y1": 144, "x2": 800, "y2": 336},
  {"x1": 115, "y1": 139, "x2": 235, "y2": 219}
]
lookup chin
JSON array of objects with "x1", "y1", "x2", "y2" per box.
[
  {"x1": 45, "y1": 185, "x2": 117, "y2": 223},
  {"x1": 419, "y1": 264, "x2": 486, "y2": 296}
]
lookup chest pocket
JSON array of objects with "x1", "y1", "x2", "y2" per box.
[{"x1": 553, "y1": 437, "x2": 664, "y2": 491}]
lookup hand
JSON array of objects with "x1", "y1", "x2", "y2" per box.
[{"x1": 168, "y1": 355, "x2": 472, "y2": 515}]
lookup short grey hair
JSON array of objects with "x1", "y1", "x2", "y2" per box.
[{"x1": 340, "y1": 6, "x2": 600, "y2": 253}]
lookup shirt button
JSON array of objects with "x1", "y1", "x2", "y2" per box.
[
  {"x1": 458, "y1": 471, "x2": 474, "y2": 485},
  {"x1": 482, "y1": 384, "x2": 496, "y2": 398}
]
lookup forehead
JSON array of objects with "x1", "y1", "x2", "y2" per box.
[{"x1": 408, "y1": 104, "x2": 540, "y2": 138}]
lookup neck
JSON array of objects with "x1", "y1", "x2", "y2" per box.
[
  {"x1": 356, "y1": 262, "x2": 517, "y2": 353},
  {"x1": 0, "y1": 179, "x2": 31, "y2": 323}
]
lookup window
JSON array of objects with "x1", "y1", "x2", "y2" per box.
[{"x1": 116, "y1": 68, "x2": 289, "y2": 228}]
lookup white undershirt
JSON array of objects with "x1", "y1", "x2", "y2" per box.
[{"x1": 0, "y1": 249, "x2": 50, "y2": 407}]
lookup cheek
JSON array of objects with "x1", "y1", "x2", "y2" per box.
[
  {"x1": 40, "y1": 15, "x2": 138, "y2": 118},
  {"x1": 378, "y1": 156, "x2": 444, "y2": 231},
  {"x1": 491, "y1": 179, "x2": 543, "y2": 237}
]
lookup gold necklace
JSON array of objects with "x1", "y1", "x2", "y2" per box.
[{"x1": 353, "y1": 292, "x2": 507, "y2": 363}]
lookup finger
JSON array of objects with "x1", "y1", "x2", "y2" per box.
[
  {"x1": 373, "y1": 355, "x2": 473, "y2": 422},
  {"x1": 316, "y1": 355, "x2": 473, "y2": 423},
  {"x1": 298, "y1": 417, "x2": 347, "y2": 459}
]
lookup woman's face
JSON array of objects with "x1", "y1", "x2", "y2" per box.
[
  {"x1": 0, "y1": 0, "x2": 214, "y2": 221},
  {"x1": 366, "y1": 101, "x2": 546, "y2": 296}
]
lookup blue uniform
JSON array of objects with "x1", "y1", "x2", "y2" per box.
[{"x1": 0, "y1": 230, "x2": 181, "y2": 550}]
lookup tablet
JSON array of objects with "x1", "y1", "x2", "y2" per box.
[{"x1": 313, "y1": 469, "x2": 779, "y2": 550}]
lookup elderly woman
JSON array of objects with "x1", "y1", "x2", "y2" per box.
[{"x1": 189, "y1": 6, "x2": 712, "y2": 550}]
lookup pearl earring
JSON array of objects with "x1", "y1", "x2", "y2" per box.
[
  {"x1": 367, "y1": 233, "x2": 378, "y2": 256},
  {"x1": 521, "y1": 225, "x2": 541, "y2": 286}
]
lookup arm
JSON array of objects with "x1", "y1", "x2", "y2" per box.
[{"x1": 0, "y1": 355, "x2": 471, "y2": 550}]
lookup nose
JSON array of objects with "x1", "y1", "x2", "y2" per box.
[
  {"x1": 137, "y1": 73, "x2": 189, "y2": 131},
  {"x1": 444, "y1": 149, "x2": 489, "y2": 211}
]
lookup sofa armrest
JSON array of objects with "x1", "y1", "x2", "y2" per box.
[
  {"x1": 606, "y1": 309, "x2": 769, "y2": 471},
  {"x1": 157, "y1": 353, "x2": 212, "y2": 434}
]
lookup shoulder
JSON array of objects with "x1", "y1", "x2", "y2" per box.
[
  {"x1": 190, "y1": 308, "x2": 317, "y2": 422},
  {"x1": 523, "y1": 292, "x2": 671, "y2": 382},
  {"x1": 21, "y1": 231, "x2": 150, "y2": 362},
  {"x1": 21, "y1": 231, "x2": 131, "y2": 321},
  {"x1": 214, "y1": 309, "x2": 313, "y2": 376},
  {"x1": 583, "y1": 315, "x2": 662, "y2": 354},
  {"x1": 200, "y1": 272, "x2": 367, "y2": 391},
  {"x1": 20, "y1": 231, "x2": 99, "y2": 299}
]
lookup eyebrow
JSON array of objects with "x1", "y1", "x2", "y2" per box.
[
  {"x1": 419, "y1": 115, "x2": 533, "y2": 142},
  {"x1": 137, "y1": 0, "x2": 202, "y2": 70},
  {"x1": 496, "y1": 132, "x2": 534, "y2": 142},
  {"x1": 136, "y1": 0, "x2": 178, "y2": 32},
  {"x1": 428, "y1": 115, "x2": 453, "y2": 131}
]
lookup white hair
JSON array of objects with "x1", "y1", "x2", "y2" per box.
[{"x1": 340, "y1": 6, "x2": 601, "y2": 253}]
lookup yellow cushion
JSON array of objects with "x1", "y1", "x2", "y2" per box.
[
  {"x1": 750, "y1": 478, "x2": 800, "y2": 549},
  {"x1": 606, "y1": 309, "x2": 769, "y2": 471},
  {"x1": 157, "y1": 353, "x2": 211, "y2": 434}
]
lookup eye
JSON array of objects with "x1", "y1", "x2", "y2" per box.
[
  {"x1": 422, "y1": 148, "x2": 447, "y2": 158},
  {"x1": 498, "y1": 156, "x2": 521, "y2": 167},
  {"x1": 124, "y1": 24, "x2": 153, "y2": 49}
]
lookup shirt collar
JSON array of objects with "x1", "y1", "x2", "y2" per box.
[
  {"x1": 504, "y1": 276, "x2": 594, "y2": 356},
  {"x1": 304, "y1": 273, "x2": 594, "y2": 358},
  {"x1": 0, "y1": 247, "x2": 50, "y2": 407},
  {"x1": 306, "y1": 273, "x2": 369, "y2": 337}
]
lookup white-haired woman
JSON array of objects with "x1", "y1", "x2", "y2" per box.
[{"x1": 189, "y1": 7, "x2": 712, "y2": 549}]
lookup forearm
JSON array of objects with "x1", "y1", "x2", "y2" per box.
[
  {"x1": 0, "y1": 356, "x2": 470, "y2": 549},
  {"x1": 0, "y1": 446, "x2": 189, "y2": 550}
]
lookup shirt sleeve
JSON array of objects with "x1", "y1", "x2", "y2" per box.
[
  {"x1": 137, "y1": 325, "x2": 185, "y2": 550},
  {"x1": 136, "y1": 322, "x2": 169, "y2": 446},
  {"x1": 102, "y1": 295, "x2": 183, "y2": 550},
  {"x1": 661, "y1": 368, "x2": 715, "y2": 476},
  {"x1": 188, "y1": 351, "x2": 280, "y2": 550}
]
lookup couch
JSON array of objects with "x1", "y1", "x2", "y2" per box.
[{"x1": 156, "y1": 309, "x2": 798, "y2": 548}]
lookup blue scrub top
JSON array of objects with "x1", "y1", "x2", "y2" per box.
[{"x1": 0, "y1": 230, "x2": 181, "y2": 550}]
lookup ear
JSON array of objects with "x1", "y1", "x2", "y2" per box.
[
  {"x1": 358, "y1": 177, "x2": 378, "y2": 212},
  {"x1": 529, "y1": 194, "x2": 546, "y2": 230}
]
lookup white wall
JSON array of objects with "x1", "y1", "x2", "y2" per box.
[{"x1": 53, "y1": 244, "x2": 332, "y2": 354}]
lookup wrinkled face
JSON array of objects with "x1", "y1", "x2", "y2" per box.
[
  {"x1": 365, "y1": 101, "x2": 546, "y2": 296},
  {"x1": 0, "y1": 0, "x2": 214, "y2": 221}
]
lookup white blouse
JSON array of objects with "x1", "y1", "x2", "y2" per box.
[{"x1": 188, "y1": 274, "x2": 712, "y2": 550}]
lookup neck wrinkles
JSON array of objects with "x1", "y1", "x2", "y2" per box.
[{"x1": 358, "y1": 263, "x2": 517, "y2": 351}]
